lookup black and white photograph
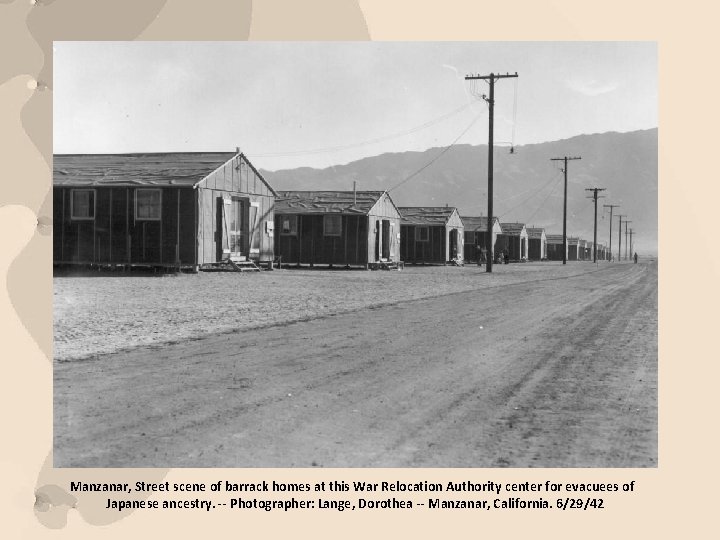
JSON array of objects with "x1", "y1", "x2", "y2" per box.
[{"x1": 52, "y1": 41, "x2": 657, "y2": 468}]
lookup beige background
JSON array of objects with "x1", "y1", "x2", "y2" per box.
[{"x1": 0, "y1": 0, "x2": 714, "y2": 537}]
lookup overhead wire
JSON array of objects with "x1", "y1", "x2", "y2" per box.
[
  {"x1": 494, "y1": 178, "x2": 553, "y2": 205},
  {"x1": 569, "y1": 197, "x2": 597, "y2": 237},
  {"x1": 511, "y1": 77, "x2": 519, "y2": 149},
  {"x1": 388, "y1": 110, "x2": 485, "y2": 193},
  {"x1": 245, "y1": 101, "x2": 476, "y2": 159},
  {"x1": 496, "y1": 170, "x2": 563, "y2": 220},
  {"x1": 523, "y1": 172, "x2": 562, "y2": 224}
]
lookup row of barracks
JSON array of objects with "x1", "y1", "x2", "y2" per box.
[{"x1": 52, "y1": 151, "x2": 610, "y2": 270}]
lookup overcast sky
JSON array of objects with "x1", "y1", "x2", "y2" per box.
[{"x1": 54, "y1": 41, "x2": 657, "y2": 171}]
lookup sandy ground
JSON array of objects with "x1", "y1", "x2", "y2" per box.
[
  {"x1": 54, "y1": 261, "x2": 657, "y2": 467},
  {"x1": 55, "y1": 262, "x2": 598, "y2": 361}
]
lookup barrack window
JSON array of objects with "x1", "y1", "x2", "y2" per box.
[
  {"x1": 135, "y1": 189, "x2": 161, "y2": 220},
  {"x1": 323, "y1": 215, "x2": 342, "y2": 237},
  {"x1": 280, "y1": 215, "x2": 298, "y2": 235},
  {"x1": 70, "y1": 189, "x2": 95, "y2": 220}
]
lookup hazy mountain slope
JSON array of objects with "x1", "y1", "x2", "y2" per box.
[{"x1": 262, "y1": 129, "x2": 657, "y2": 253}]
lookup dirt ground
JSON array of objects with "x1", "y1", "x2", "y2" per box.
[
  {"x1": 54, "y1": 262, "x2": 606, "y2": 362},
  {"x1": 54, "y1": 260, "x2": 657, "y2": 467}
]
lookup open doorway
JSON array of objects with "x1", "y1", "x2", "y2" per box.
[
  {"x1": 449, "y1": 228, "x2": 458, "y2": 260},
  {"x1": 381, "y1": 220, "x2": 390, "y2": 260},
  {"x1": 217, "y1": 196, "x2": 248, "y2": 262}
]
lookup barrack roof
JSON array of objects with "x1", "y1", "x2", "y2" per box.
[
  {"x1": 499, "y1": 222, "x2": 527, "y2": 236},
  {"x1": 398, "y1": 207, "x2": 457, "y2": 226},
  {"x1": 460, "y1": 216, "x2": 500, "y2": 232},
  {"x1": 53, "y1": 152, "x2": 237, "y2": 187},
  {"x1": 275, "y1": 191, "x2": 387, "y2": 215},
  {"x1": 526, "y1": 227, "x2": 546, "y2": 239}
]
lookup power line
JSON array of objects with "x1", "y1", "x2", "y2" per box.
[
  {"x1": 523, "y1": 173, "x2": 563, "y2": 224},
  {"x1": 585, "y1": 187, "x2": 606, "y2": 262},
  {"x1": 616, "y1": 214, "x2": 626, "y2": 261},
  {"x1": 603, "y1": 204, "x2": 620, "y2": 261},
  {"x1": 465, "y1": 71, "x2": 519, "y2": 273},
  {"x1": 388, "y1": 112, "x2": 484, "y2": 193},
  {"x1": 495, "y1": 170, "x2": 561, "y2": 206},
  {"x1": 550, "y1": 156, "x2": 581, "y2": 264},
  {"x1": 497, "y1": 171, "x2": 562, "y2": 220},
  {"x1": 511, "y1": 77, "x2": 519, "y2": 151},
  {"x1": 571, "y1": 197, "x2": 596, "y2": 234},
  {"x1": 623, "y1": 220, "x2": 633, "y2": 260},
  {"x1": 246, "y1": 102, "x2": 476, "y2": 159}
]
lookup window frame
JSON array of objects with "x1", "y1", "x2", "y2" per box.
[
  {"x1": 415, "y1": 226, "x2": 429, "y2": 242},
  {"x1": 70, "y1": 189, "x2": 96, "y2": 221},
  {"x1": 323, "y1": 214, "x2": 342, "y2": 237},
  {"x1": 279, "y1": 215, "x2": 298, "y2": 236},
  {"x1": 135, "y1": 188, "x2": 162, "y2": 221}
]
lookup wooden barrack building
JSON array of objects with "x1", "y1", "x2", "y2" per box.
[
  {"x1": 274, "y1": 191, "x2": 402, "y2": 269},
  {"x1": 461, "y1": 216, "x2": 502, "y2": 263},
  {"x1": 497, "y1": 222, "x2": 529, "y2": 261},
  {"x1": 567, "y1": 237, "x2": 581, "y2": 261},
  {"x1": 526, "y1": 227, "x2": 547, "y2": 261},
  {"x1": 53, "y1": 151, "x2": 276, "y2": 270},
  {"x1": 399, "y1": 206, "x2": 464, "y2": 264},
  {"x1": 545, "y1": 234, "x2": 567, "y2": 261}
]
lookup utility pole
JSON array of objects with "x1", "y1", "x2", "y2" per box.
[
  {"x1": 617, "y1": 215, "x2": 625, "y2": 262},
  {"x1": 624, "y1": 220, "x2": 632, "y2": 260},
  {"x1": 550, "y1": 156, "x2": 581, "y2": 264},
  {"x1": 629, "y1": 229, "x2": 635, "y2": 258},
  {"x1": 603, "y1": 204, "x2": 620, "y2": 262},
  {"x1": 585, "y1": 187, "x2": 606, "y2": 263},
  {"x1": 465, "y1": 71, "x2": 518, "y2": 273}
]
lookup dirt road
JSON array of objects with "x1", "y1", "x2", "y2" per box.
[{"x1": 54, "y1": 261, "x2": 657, "y2": 468}]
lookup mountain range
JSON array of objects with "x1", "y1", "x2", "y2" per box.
[{"x1": 261, "y1": 129, "x2": 658, "y2": 254}]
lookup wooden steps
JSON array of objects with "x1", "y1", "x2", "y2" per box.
[
  {"x1": 200, "y1": 258, "x2": 261, "y2": 272},
  {"x1": 368, "y1": 260, "x2": 405, "y2": 271}
]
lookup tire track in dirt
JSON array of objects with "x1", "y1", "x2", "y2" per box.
[
  {"x1": 381, "y1": 268, "x2": 640, "y2": 467},
  {"x1": 417, "y1": 263, "x2": 656, "y2": 467},
  {"x1": 54, "y1": 263, "x2": 656, "y2": 467}
]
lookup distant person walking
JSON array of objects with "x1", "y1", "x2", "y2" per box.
[{"x1": 633, "y1": 252, "x2": 638, "y2": 264}]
